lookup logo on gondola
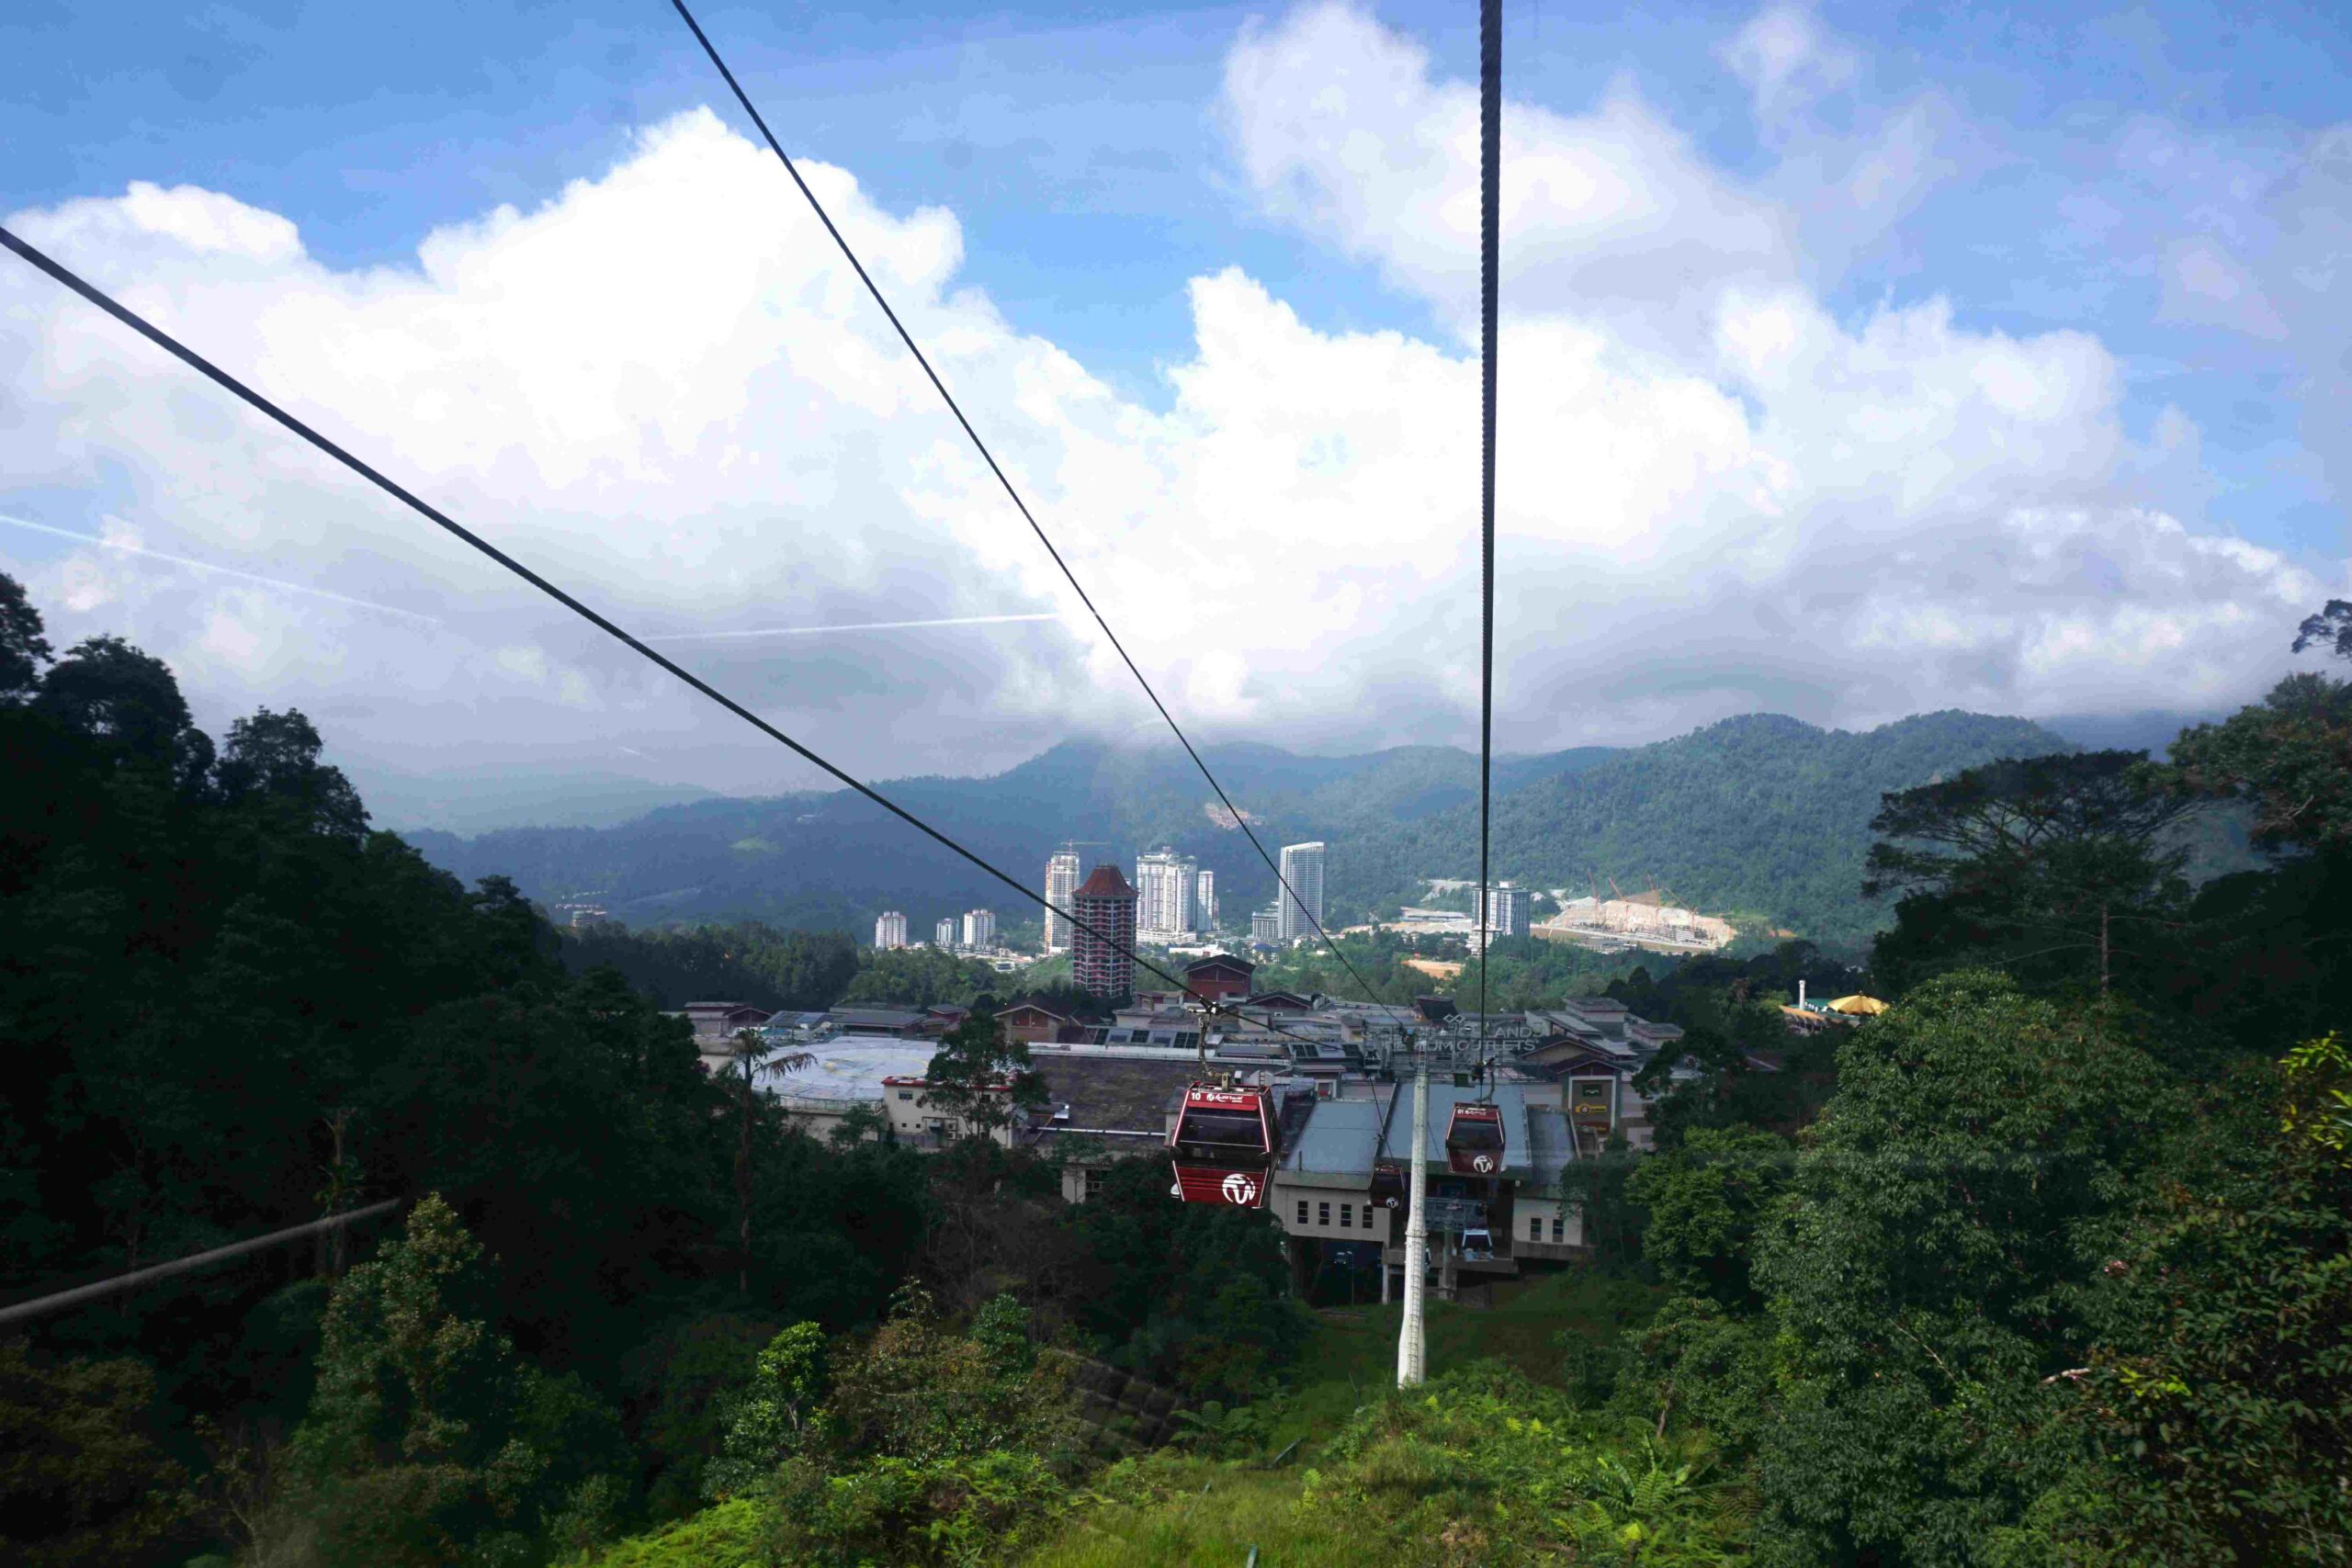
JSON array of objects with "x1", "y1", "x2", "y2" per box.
[
  {"x1": 1471, "y1": 1154, "x2": 1496, "y2": 1174},
  {"x1": 1220, "y1": 1172, "x2": 1260, "y2": 1206}
]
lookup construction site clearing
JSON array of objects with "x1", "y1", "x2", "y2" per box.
[{"x1": 1531, "y1": 890, "x2": 1736, "y2": 955}]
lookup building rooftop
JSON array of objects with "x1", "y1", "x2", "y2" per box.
[
  {"x1": 1523, "y1": 1106, "x2": 1577, "y2": 1191},
  {"x1": 831, "y1": 1008, "x2": 935, "y2": 1035},
  {"x1": 1281, "y1": 1097, "x2": 1387, "y2": 1177},
  {"x1": 763, "y1": 1038, "x2": 942, "y2": 1107},
  {"x1": 1030, "y1": 1056, "x2": 1203, "y2": 1140},
  {"x1": 1074, "y1": 863, "x2": 1137, "y2": 899},
  {"x1": 1375, "y1": 1083, "x2": 1537, "y2": 1182}
]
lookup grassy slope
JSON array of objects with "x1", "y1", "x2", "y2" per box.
[
  {"x1": 570, "y1": 1271, "x2": 1665, "y2": 1568},
  {"x1": 1023, "y1": 1459, "x2": 1402, "y2": 1568},
  {"x1": 1022, "y1": 1270, "x2": 1666, "y2": 1568},
  {"x1": 563, "y1": 1499, "x2": 764, "y2": 1567}
]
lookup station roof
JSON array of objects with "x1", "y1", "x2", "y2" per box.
[
  {"x1": 1280, "y1": 1097, "x2": 1387, "y2": 1177},
  {"x1": 1523, "y1": 1107, "x2": 1577, "y2": 1191},
  {"x1": 1375, "y1": 1083, "x2": 1536, "y2": 1182}
]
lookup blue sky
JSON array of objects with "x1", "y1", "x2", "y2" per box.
[
  {"x1": 7, "y1": 0, "x2": 2345, "y2": 550},
  {"x1": 1, "y1": 1, "x2": 2346, "y2": 794}
]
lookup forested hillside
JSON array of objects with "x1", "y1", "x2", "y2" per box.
[
  {"x1": 0, "y1": 574, "x2": 1306, "y2": 1567},
  {"x1": 406, "y1": 715, "x2": 2101, "y2": 953},
  {"x1": 1401, "y1": 710, "x2": 2077, "y2": 949},
  {"x1": 404, "y1": 739, "x2": 1619, "y2": 942},
  {"x1": 5, "y1": 580, "x2": 2346, "y2": 1568}
]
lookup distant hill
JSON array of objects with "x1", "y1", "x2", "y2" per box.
[
  {"x1": 401, "y1": 739, "x2": 1617, "y2": 940},
  {"x1": 396, "y1": 712, "x2": 2133, "y2": 954},
  {"x1": 1396, "y1": 711, "x2": 2077, "y2": 950}
]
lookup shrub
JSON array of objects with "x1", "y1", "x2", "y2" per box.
[{"x1": 759, "y1": 1450, "x2": 1070, "y2": 1567}]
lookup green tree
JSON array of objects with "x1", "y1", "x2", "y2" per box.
[
  {"x1": 0, "y1": 571, "x2": 51, "y2": 700},
  {"x1": 2041, "y1": 1038, "x2": 2352, "y2": 1566},
  {"x1": 288, "y1": 1194, "x2": 537, "y2": 1564},
  {"x1": 1625, "y1": 1125, "x2": 1791, "y2": 1309},
  {"x1": 33, "y1": 632, "x2": 209, "y2": 783},
  {"x1": 293, "y1": 1196, "x2": 512, "y2": 1467},
  {"x1": 821, "y1": 1288, "x2": 1071, "y2": 1466},
  {"x1": 702, "y1": 1322, "x2": 829, "y2": 1500},
  {"x1": 213, "y1": 706, "x2": 368, "y2": 841},
  {"x1": 1864, "y1": 750, "x2": 2197, "y2": 1002},
  {"x1": 1750, "y1": 972, "x2": 2177, "y2": 1567},
  {"x1": 922, "y1": 1006, "x2": 1046, "y2": 1142},
  {"x1": 0, "y1": 1344, "x2": 192, "y2": 1567},
  {"x1": 2165, "y1": 668, "x2": 2352, "y2": 854},
  {"x1": 839, "y1": 945, "x2": 1000, "y2": 1008}
]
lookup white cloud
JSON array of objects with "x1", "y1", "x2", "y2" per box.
[
  {"x1": 2159, "y1": 235, "x2": 2290, "y2": 339},
  {"x1": 0, "y1": 11, "x2": 2337, "y2": 798},
  {"x1": 1721, "y1": 3, "x2": 1858, "y2": 130}
]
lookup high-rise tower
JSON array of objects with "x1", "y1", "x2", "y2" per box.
[
  {"x1": 1277, "y1": 841, "x2": 1326, "y2": 943},
  {"x1": 1070, "y1": 863, "x2": 1138, "y2": 998},
  {"x1": 1135, "y1": 847, "x2": 1196, "y2": 941},
  {"x1": 1195, "y1": 869, "x2": 1216, "y2": 932},
  {"x1": 1481, "y1": 881, "x2": 1525, "y2": 940},
  {"x1": 1043, "y1": 850, "x2": 1080, "y2": 952},
  {"x1": 873, "y1": 910, "x2": 908, "y2": 950}
]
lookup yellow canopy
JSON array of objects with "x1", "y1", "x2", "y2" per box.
[{"x1": 1826, "y1": 994, "x2": 1890, "y2": 1016}]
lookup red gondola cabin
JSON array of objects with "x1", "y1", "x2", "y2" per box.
[
  {"x1": 1445, "y1": 1100, "x2": 1505, "y2": 1177},
  {"x1": 1169, "y1": 1084, "x2": 1275, "y2": 1208}
]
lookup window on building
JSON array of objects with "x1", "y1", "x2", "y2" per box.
[
  {"x1": 1083, "y1": 1168, "x2": 1103, "y2": 1201},
  {"x1": 1551, "y1": 1216, "x2": 1564, "y2": 1243},
  {"x1": 1317, "y1": 1201, "x2": 1330, "y2": 1226},
  {"x1": 1529, "y1": 1214, "x2": 1543, "y2": 1241},
  {"x1": 1340, "y1": 1204, "x2": 1351, "y2": 1228},
  {"x1": 1362, "y1": 1205, "x2": 1374, "y2": 1229},
  {"x1": 897, "y1": 1090, "x2": 913, "y2": 1100},
  {"x1": 1296, "y1": 1200, "x2": 1309, "y2": 1224}
]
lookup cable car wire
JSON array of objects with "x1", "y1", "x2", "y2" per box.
[
  {"x1": 0, "y1": 223, "x2": 1333, "y2": 1046},
  {"x1": 1476, "y1": 0, "x2": 1500, "y2": 1071},
  {"x1": 665, "y1": 0, "x2": 1396, "y2": 1011}
]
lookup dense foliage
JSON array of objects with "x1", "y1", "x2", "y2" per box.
[
  {"x1": 7, "y1": 572, "x2": 2348, "y2": 1568},
  {"x1": 0, "y1": 579, "x2": 1229, "y2": 1565}
]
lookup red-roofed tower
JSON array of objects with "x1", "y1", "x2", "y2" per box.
[{"x1": 1070, "y1": 863, "x2": 1138, "y2": 999}]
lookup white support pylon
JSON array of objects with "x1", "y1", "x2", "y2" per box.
[{"x1": 1397, "y1": 1056, "x2": 1429, "y2": 1387}]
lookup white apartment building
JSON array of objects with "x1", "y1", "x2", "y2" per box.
[
  {"x1": 1277, "y1": 841, "x2": 1326, "y2": 943},
  {"x1": 1044, "y1": 851, "x2": 1080, "y2": 952},
  {"x1": 934, "y1": 917, "x2": 958, "y2": 949},
  {"x1": 1135, "y1": 848, "x2": 1197, "y2": 941},
  {"x1": 1195, "y1": 868, "x2": 1216, "y2": 932},
  {"x1": 962, "y1": 908, "x2": 997, "y2": 950},
  {"x1": 873, "y1": 910, "x2": 908, "y2": 950}
]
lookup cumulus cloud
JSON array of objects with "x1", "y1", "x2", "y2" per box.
[
  {"x1": 1720, "y1": 3, "x2": 1858, "y2": 130},
  {"x1": 0, "y1": 8, "x2": 2337, "y2": 796}
]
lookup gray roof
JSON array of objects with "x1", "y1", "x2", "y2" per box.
[
  {"x1": 1281, "y1": 1097, "x2": 1387, "y2": 1176},
  {"x1": 1523, "y1": 1107, "x2": 1577, "y2": 1192},
  {"x1": 1033, "y1": 1057, "x2": 1202, "y2": 1138},
  {"x1": 1374, "y1": 1083, "x2": 1536, "y2": 1182},
  {"x1": 831, "y1": 1008, "x2": 929, "y2": 1032}
]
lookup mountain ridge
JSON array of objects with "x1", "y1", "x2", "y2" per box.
[{"x1": 401, "y1": 710, "x2": 2096, "y2": 953}]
